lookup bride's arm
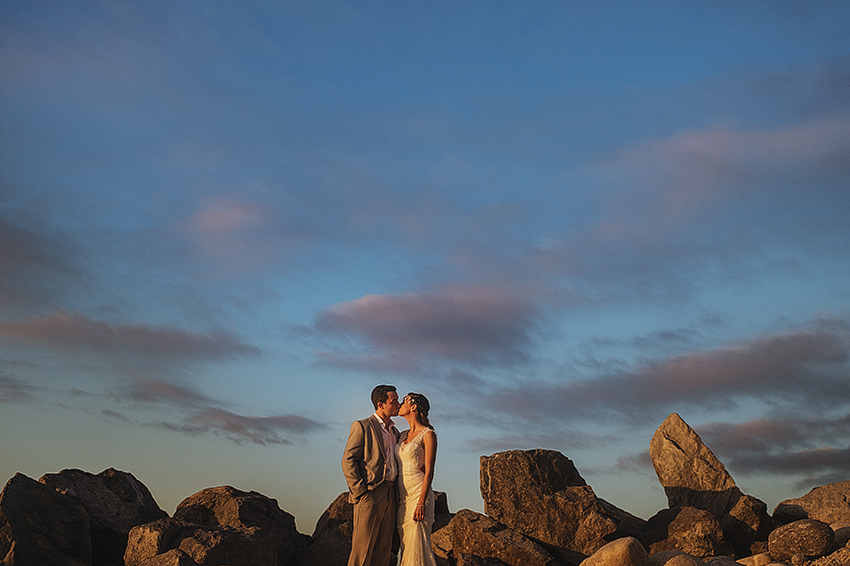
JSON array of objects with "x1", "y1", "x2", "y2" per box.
[{"x1": 414, "y1": 430, "x2": 437, "y2": 521}]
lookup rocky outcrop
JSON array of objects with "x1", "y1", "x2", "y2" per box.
[
  {"x1": 40, "y1": 467, "x2": 168, "y2": 566},
  {"x1": 481, "y1": 449, "x2": 644, "y2": 562},
  {"x1": 295, "y1": 492, "x2": 353, "y2": 566},
  {"x1": 449, "y1": 509, "x2": 559, "y2": 566},
  {"x1": 0, "y1": 472, "x2": 92, "y2": 566},
  {"x1": 773, "y1": 481, "x2": 850, "y2": 525},
  {"x1": 578, "y1": 537, "x2": 650, "y2": 566},
  {"x1": 638, "y1": 506, "x2": 733, "y2": 558},
  {"x1": 650, "y1": 413, "x2": 775, "y2": 556},
  {"x1": 125, "y1": 486, "x2": 308, "y2": 566},
  {"x1": 767, "y1": 519, "x2": 835, "y2": 562}
]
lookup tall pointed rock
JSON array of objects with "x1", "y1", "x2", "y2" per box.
[{"x1": 650, "y1": 413, "x2": 774, "y2": 557}]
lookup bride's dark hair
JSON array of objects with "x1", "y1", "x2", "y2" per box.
[{"x1": 405, "y1": 392, "x2": 434, "y2": 430}]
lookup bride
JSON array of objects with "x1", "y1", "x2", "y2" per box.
[{"x1": 395, "y1": 392, "x2": 438, "y2": 566}]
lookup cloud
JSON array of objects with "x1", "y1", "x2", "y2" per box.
[
  {"x1": 0, "y1": 374, "x2": 38, "y2": 403},
  {"x1": 0, "y1": 311, "x2": 261, "y2": 362},
  {"x1": 695, "y1": 412, "x2": 850, "y2": 481},
  {"x1": 486, "y1": 317, "x2": 850, "y2": 424},
  {"x1": 111, "y1": 378, "x2": 216, "y2": 406},
  {"x1": 184, "y1": 407, "x2": 327, "y2": 445},
  {"x1": 0, "y1": 217, "x2": 80, "y2": 311},
  {"x1": 315, "y1": 285, "x2": 538, "y2": 368}
]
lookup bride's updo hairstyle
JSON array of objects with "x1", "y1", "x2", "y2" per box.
[{"x1": 406, "y1": 392, "x2": 434, "y2": 430}]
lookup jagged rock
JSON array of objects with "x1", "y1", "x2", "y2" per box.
[
  {"x1": 704, "y1": 557, "x2": 739, "y2": 565},
  {"x1": 639, "y1": 506, "x2": 733, "y2": 558},
  {"x1": 432, "y1": 522, "x2": 454, "y2": 566},
  {"x1": 125, "y1": 517, "x2": 277, "y2": 566},
  {"x1": 767, "y1": 519, "x2": 835, "y2": 562},
  {"x1": 650, "y1": 413, "x2": 774, "y2": 556},
  {"x1": 449, "y1": 509, "x2": 559, "y2": 566},
  {"x1": 40, "y1": 467, "x2": 168, "y2": 566},
  {"x1": 480, "y1": 449, "x2": 644, "y2": 560},
  {"x1": 578, "y1": 536, "x2": 650, "y2": 566},
  {"x1": 173, "y1": 485, "x2": 309, "y2": 564},
  {"x1": 773, "y1": 481, "x2": 850, "y2": 525},
  {"x1": 0, "y1": 472, "x2": 92, "y2": 566},
  {"x1": 649, "y1": 550, "x2": 689, "y2": 565}
]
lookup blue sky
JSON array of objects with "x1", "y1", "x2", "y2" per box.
[{"x1": 2, "y1": 0, "x2": 850, "y2": 532}]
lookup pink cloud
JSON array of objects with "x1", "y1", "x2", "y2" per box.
[
  {"x1": 0, "y1": 310, "x2": 260, "y2": 361},
  {"x1": 487, "y1": 317, "x2": 850, "y2": 422},
  {"x1": 315, "y1": 286, "x2": 537, "y2": 366},
  {"x1": 185, "y1": 407, "x2": 326, "y2": 445}
]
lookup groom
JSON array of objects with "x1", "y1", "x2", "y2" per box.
[{"x1": 342, "y1": 384, "x2": 401, "y2": 566}]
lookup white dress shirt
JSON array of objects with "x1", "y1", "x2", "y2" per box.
[{"x1": 372, "y1": 413, "x2": 397, "y2": 481}]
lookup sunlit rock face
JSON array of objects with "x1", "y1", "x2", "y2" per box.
[
  {"x1": 480, "y1": 449, "x2": 645, "y2": 564},
  {"x1": 773, "y1": 480, "x2": 850, "y2": 525},
  {"x1": 650, "y1": 413, "x2": 775, "y2": 557}
]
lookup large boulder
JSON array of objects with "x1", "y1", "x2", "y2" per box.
[
  {"x1": 481, "y1": 449, "x2": 644, "y2": 561},
  {"x1": 449, "y1": 509, "x2": 559, "y2": 566},
  {"x1": 650, "y1": 413, "x2": 774, "y2": 556},
  {"x1": 40, "y1": 467, "x2": 168, "y2": 566},
  {"x1": 0, "y1": 472, "x2": 92, "y2": 566},
  {"x1": 766, "y1": 519, "x2": 835, "y2": 562},
  {"x1": 649, "y1": 551, "x2": 704, "y2": 566},
  {"x1": 579, "y1": 537, "x2": 650, "y2": 566},
  {"x1": 773, "y1": 481, "x2": 850, "y2": 525},
  {"x1": 127, "y1": 486, "x2": 308, "y2": 566},
  {"x1": 124, "y1": 517, "x2": 276, "y2": 566},
  {"x1": 638, "y1": 506, "x2": 733, "y2": 559},
  {"x1": 173, "y1": 485, "x2": 309, "y2": 564},
  {"x1": 295, "y1": 492, "x2": 352, "y2": 566}
]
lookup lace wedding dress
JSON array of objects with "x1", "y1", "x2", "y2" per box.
[{"x1": 395, "y1": 428, "x2": 438, "y2": 566}]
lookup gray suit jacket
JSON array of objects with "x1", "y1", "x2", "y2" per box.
[{"x1": 342, "y1": 416, "x2": 399, "y2": 503}]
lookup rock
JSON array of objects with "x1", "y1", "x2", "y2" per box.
[
  {"x1": 832, "y1": 521, "x2": 850, "y2": 547},
  {"x1": 805, "y1": 547, "x2": 850, "y2": 566},
  {"x1": 767, "y1": 519, "x2": 835, "y2": 562},
  {"x1": 40, "y1": 467, "x2": 168, "y2": 566},
  {"x1": 736, "y1": 552, "x2": 774, "y2": 566},
  {"x1": 639, "y1": 506, "x2": 733, "y2": 558},
  {"x1": 650, "y1": 413, "x2": 774, "y2": 556},
  {"x1": 480, "y1": 449, "x2": 644, "y2": 560},
  {"x1": 136, "y1": 548, "x2": 201, "y2": 566},
  {"x1": 649, "y1": 550, "x2": 687, "y2": 565},
  {"x1": 773, "y1": 481, "x2": 850, "y2": 525},
  {"x1": 0, "y1": 472, "x2": 92, "y2": 566},
  {"x1": 449, "y1": 509, "x2": 559, "y2": 566},
  {"x1": 125, "y1": 517, "x2": 278, "y2": 566},
  {"x1": 455, "y1": 554, "x2": 511, "y2": 566},
  {"x1": 295, "y1": 493, "x2": 352, "y2": 566},
  {"x1": 431, "y1": 521, "x2": 454, "y2": 566},
  {"x1": 579, "y1": 537, "x2": 650, "y2": 566},
  {"x1": 704, "y1": 557, "x2": 739, "y2": 566},
  {"x1": 173, "y1": 485, "x2": 308, "y2": 564},
  {"x1": 653, "y1": 553, "x2": 704, "y2": 566}
]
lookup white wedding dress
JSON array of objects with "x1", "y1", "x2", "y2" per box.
[{"x1": 395, "y1": 428, "x2": 438, "y2": 566}]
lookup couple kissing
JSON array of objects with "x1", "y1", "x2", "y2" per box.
[{"x1": 342, "y1": 385, "x2": 438, "y2": 566}]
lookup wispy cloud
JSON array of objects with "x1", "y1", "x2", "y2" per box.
[
  {"x1": 103, "y1": 377, "x2": 325, "y2": 445},
  {"x1": 185, "y1": 407, "x2": 326, "y2": 445},
  {"x1": 0, "y1": 374, "x2": 38, "y2": 403},
  {"x1": 485, "y1": 316, "x2": 850, "y2": 425},
  {"x1": 0, "y1": 311, "x2": 261, "y2": 362},
  {"x1": 315, "y1": 285, "x2": 538, "y2": 368}
]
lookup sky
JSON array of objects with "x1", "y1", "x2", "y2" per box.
[{"x1": 2, "y1": 0, "x2": 850, "y2": 534}]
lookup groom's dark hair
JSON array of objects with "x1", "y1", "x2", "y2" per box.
[{"x1": 371, "y1": 384, "x2": 397, "y2": 409}]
